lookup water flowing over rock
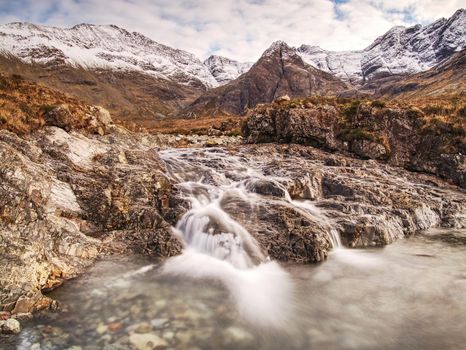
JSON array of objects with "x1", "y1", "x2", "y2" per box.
[
  {"x1": 1, "y1": 105, "x2": 465, "y2": 323},
  {"x1": 161, "y1": 145, "x2": 465, "y2": 260}
]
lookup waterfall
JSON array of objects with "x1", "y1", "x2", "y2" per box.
[
  {"x1": 160, "y1": 148, "x2": 295, "y2": 328},
  {"x1": 158, "y1": 147, "x2": 351, "y2": 326}
]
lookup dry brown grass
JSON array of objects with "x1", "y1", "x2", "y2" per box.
[
  {"x1": 138, "y1": 115, "x2": 245, "y2": 135},
  {"x1": 0, "y1": 73, "x2": 93, "y2": 135}
]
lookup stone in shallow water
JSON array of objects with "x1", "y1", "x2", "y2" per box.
[
  {"x1": 96, "y1": 322, "x2": 108, "y2": 334},
  {"x1": 12, "y1": 312, "x2": 33, "y2": 321},
  {"x1": 150, "y1": 318, "x2": 168, "y2": 328},
  {"x1": 0, "y1": 318, "x2": 21, "y2": 334},
  {"x1": 224, "y1": 326, "x2": 254, "y2": 342},
  {"x1": 129, "y1": 332, "x2": 167, "y2": 350}
]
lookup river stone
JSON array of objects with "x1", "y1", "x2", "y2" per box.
[
  {"x1": 224, "y1": 326, "x2": 254, "y2": 342},
  {"x1": 0, "y1": 318, "x2": 21, "y2": 334},
  {"x1": 12, "y1": 312, "x2": 33, "y2": 321},
  {"x1": 129, "y1": 333, "x2": 167, "y2": 350},
  {"x1": 150, "y1": 318, "x2": 168, "y2": 328}
]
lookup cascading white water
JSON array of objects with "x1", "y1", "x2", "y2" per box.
[
  {"x1": 159, "y1": 147, "x2": 345, "y2": 327},
  {"x1": 174, "y1": 195, "x2": 265, "y2": 269}
]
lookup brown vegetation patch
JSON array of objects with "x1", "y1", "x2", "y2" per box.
[{"x1": 0, "y1": 73, "x2": 93, "y2": 135}]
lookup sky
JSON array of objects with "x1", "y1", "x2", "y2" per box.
[{"x1": 0, "y1": 0, "x2": 464, "y2": 62}]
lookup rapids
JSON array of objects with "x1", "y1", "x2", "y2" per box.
[{"x1": 2, "y1": 146, "x2": 465, "y2": 350}]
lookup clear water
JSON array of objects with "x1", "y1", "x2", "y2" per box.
[
  {"x1": 4, "y1": 228, "x2": 466, "y2": 350},
  {"x1": 3, "y1": 147, "x2": 465, "y2": 349}
]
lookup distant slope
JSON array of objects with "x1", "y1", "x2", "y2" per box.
[
  {"x1": 376, "y1": 49, "x2": 466, "y2": 98},
  {"x1": 204, "y1": 55, "x2": 252, "y2": 85},
  {"x1": 0, "y1": 55, "x2": 203, "y2": 125},
  {"x1": 183, "y1": 41, "x2": 347, "y2": 116},
  {"x1": 297, "y1": 9, "x2": 466, "y2": 83},
  {"x1": 0, "y1": 22, "x2": 218, "y2": 88}
]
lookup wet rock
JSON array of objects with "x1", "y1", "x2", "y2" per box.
[
  {"x1": 129, "y1": 333, "x2": 167, "y2": 350},
  {"x1": 0, "y1": 318, "x2": 21, "y2": 334},
  {"x1": 0, "y1": 311, "x2": 11, "y2": 320},
  {"x1": 150, "y1": 318, "x2": 168, "y2": 328},
  {"x1": 12, "y1": 312, "x2": 33, "y2": 321},
  {"x1": 243, "y1": 178, "x2": 286, "y2": 197},
  {"x1": 133, "y1": 322, "x2": 152, "y2": 334},
  {"x1": 107, "y1": 322, "x2": 124, "y2": 332},
  {"x1": 169, "y1": 144, "x2": 466, "y2": 261},
  {"x1": 96, "y1": 323, "x2": 108, "y2": 334},
  {"x1": 12, "y1": 296, "x2": 36, "y2": 314},
  {"x1": 224, "y1": 326, "x2": 254, "y2": 342}
]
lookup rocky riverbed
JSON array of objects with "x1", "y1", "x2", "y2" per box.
[
  {"x1": 1, "y1": 104, "x2": 465, "y2": 342},
  {"x1": 2, "y1": 229, "x2": 466, "y2": 350}
]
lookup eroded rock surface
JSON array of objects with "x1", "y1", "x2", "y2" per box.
[
  {"x1": 243, "y1": 101, "x2": 466, "y2": 188},
  {"x1": 161, "y1": 145, "x2": 466, "y2": 264},
  {"x1": 0, "y1": 120, "x2": 182, "y2": 315}
]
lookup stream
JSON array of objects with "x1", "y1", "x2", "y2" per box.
[{"x1": 3, "y1": 147, "x2": 466, "y2": 350}]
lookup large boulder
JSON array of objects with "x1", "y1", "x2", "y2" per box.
[{"x1": 243, "y1": 100, "x2": 466, "y2": 188}]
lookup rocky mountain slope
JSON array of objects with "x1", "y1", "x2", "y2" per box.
[
  {"x1": 376, "y1": 49, "x2": 466, "y2": 98},
  {"x1": 0, "y1": 22, "x2": 218, "y2": 88},
  {"x1": 204, "y1": 55, "x2": 253, "y2": 85},
  {"x1": 297, "y1": 9, "x2": 466, "y2": 83},
  {"x1": 0, "y1": 54, "x2": 204, "y2": 127},
  {"x1": 184, "y1": 41, "x2": 347, "y2": 116},
  {"x1": 0, "y1": 10, "x2": 464, "y2": 121},
  {"x1": 297, "y1": 46, "x2": 363, "y2": 83}
]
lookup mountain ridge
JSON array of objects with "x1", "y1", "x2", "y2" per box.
[
  {"x1": 0, "y1": 9, "x2": 464, "y2": 120},
  {"x1": 1, "y1": 9, "x2": 464, "y2": 89},
  {"x1": 297, "y1": 8, "x2": 466, "y2": 83}
]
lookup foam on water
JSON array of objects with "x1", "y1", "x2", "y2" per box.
[
  {"x1": 159, "y1": 148, "x2": 300, "y2": 327},
  {"x1": 158, "y1": 147, "x2": 376, "y2": 327},
  {"x1": 163, "y1": 249, "x2": 293, "y2": 329}
]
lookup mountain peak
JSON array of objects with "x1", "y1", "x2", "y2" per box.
[
  {"x1": 204, "y1": 54, "x2": 252, "y2": 85},
  {"x1": 265, "y1": 40, "x2": 291, "y2": 51},
  {"x1": 298, "y1": 9, "x2": 465, "y2": 82},
  {"x1": 451, "y1": 8, "x2": 466, "y2": 18},
  {"x1": 0, "y1": 21, "x2": 218, "y2": 88},
  {"x1": 261, "y1": 40, "x2": 295, "y2": 59}
]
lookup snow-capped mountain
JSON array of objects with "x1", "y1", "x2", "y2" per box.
[
  {"x1": 296, "y1": 46, "x2": 363, "y2": 83},
  {"x1": 186, "y1": 40, "x2": 346, "y2": 116},
  {"x1": 297, "y1": 8, "x2": 466, "y2": 83},
  {"x1": 204, "y1": 55, "x2": 252, "y2": 85},
  {"x1": 0, "y1": 22, "x2": 219, "y2": 88}
]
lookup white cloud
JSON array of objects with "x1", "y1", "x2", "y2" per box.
[{"x1": 0, "y1": 0, "x2": 463, "y2": 61}]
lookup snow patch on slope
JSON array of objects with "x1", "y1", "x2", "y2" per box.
[
  {"x1": 0, "y1": 22, "x2": 219, "y2": 88},
  {"x1": 297, "y1": 45, "x2": 363, "y2": 83},
  {"x1": 204, "y1": 55, "x2": 253, "y2": 85},
  {"x1": 297, "y1": 9, "x2": 466, "y2": 83}
]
